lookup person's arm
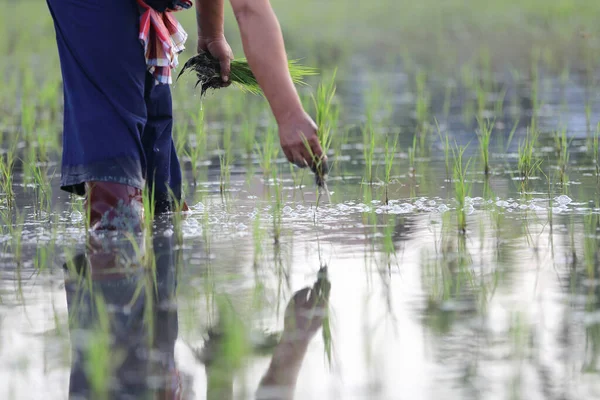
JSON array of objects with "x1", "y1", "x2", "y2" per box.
[
  {"x1": 256, "y1": 340, "x2": 309, "y2": 400},
  {"x1": 229, "y1": 0, "x2": 324, "y2": 170},
  {"x1": 256, "y1": 277, "x2": 330, "y2": 400},
  {"x1": 196, "y1": 0, "x2": 233, "y2": 81}
]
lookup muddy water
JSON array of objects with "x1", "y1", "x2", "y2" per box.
[{"x1": 2, "y1": 74, "x2": 600, "y2": 400}]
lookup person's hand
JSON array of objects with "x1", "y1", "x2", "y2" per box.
[
  {"x1": 278, "y1": 110, "x2": 327, "y2": 173},
  {"x1": 281, "y1": 271, "x2": 331, "y2": 348},
  {"x1": 197, "y1": 35, "x2": 234, "y2": 83}
]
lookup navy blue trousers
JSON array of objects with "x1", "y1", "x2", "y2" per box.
[{"x1": 47, "y1": 0, "x2": 183, "y2": 207}]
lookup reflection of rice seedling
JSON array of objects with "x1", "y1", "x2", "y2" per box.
[
  {"x1": 178, "y1": 53, "x2": 318, "y2": 96},
  {"x1": 86, "y1": 295, "x2": 113, "y2": 400},
  {"x1": 317, "y1": 266, "x2": 334, "y2": 368}
]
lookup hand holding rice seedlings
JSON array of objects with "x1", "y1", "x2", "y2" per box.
[{"x1": 178, "y1": 52, "x2": 318, "y2": 97}]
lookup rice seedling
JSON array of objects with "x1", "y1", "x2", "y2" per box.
[
  {"x1": 451, "y1": 143, "x2": 472, "y2": 235},
  {"x1": 255, "y1": 125, "x2": 280, "y2": 180},
  {"x1": 518, "y1": 125, "x2": 541, "y2": 180},
  {"x1": 141, "y1": 184, "x2": 156, "y2": 232},
  {"x1": 476, "y1": 117, "x2": 493, "y2": 176},
  {"x1": 553, "y1": 127, "x2": 571, "y2": 185},
  {"x1": 585, "y1": 102, "x2": 592, "y2": 136},
  {"x1": 593, "y1": 123, "x2": 600, "y2": 179},
  {"x1": 365, "y1": 81, "x2": 393, "y2": 128},
  {"x1": 442, "y1": 82, "x2": 454, "y2": 120},
  {"x1": 383, "y1": 134, "x2": 399, "y2": 205},
  {"x1": 240, "y1": 112, "x2": 259, "y2": 159},
  {"x1": 30, "y1": 163, "x2": 52, "y2": 215},
  {"x1": 173, "y1": 116, "x2": 190, "y2": 167},
  {"x1": 178, "y1": 52, "x2": 318, "y2": 96},
  {"x1": 408, "y1": 134, "x2": 417, "y2": 177},
  {"x1": 584, "y1": 211, "x2": 599, "y2": 280},
  {"x1": 415, "y1": 70, "x2": 431, "y2": 146},
  {"x1": 362, "y1": 123, "x2": 376, "y2": 185},
  {"x1": 502, "y1": 118, "x2": 520, "y2": 153},
  {"x1": 0, "y1": 145, "x2": 17, "y2": 208},
  {"x1": 494, "y1": 88, "x2": 507, "y2": 117},
  {"x1": 20, "y1": 90, "x2": 36, "y2": 143},
  {"x1": 331, "y1": 124, "x2": 350, "y2": 174},
  {"x1": 529, "y1": 49, "x2": 541, "y2": 121},
  {"x1": 186, "y1": 106, "x2": 207, "y2": 186},
  {"x1": 312, "y1": 69, "x2": 338, "y2": 158},
  {"x1": 218, "y1": 123, "x2": 234, "y2": 196},
  {"x1": 252, "y1": 210, "x2": 265, "y2": 269},
  {"x1": 475, "y1": 82, "x2": 487, "y2": 120}
]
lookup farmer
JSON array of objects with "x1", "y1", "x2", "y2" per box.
[{"x1": 46, "y1": 0, "x2": 325, "y2": 231}]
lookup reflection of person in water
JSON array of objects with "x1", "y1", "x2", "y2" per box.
[
  {"x1": 255, "y1": 276, "x2": 330, "y2": 400},
  {"x1": 200, "y1": 271, "x2": 331, "y2": 400},
  {"x1": 64, "y1": 219, "x2": 181, "y2": 399},
  {"x1": 64, "y1": 218, "x2": 330, "y2": 400}
]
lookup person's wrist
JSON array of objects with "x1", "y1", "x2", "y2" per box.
[
  {"x1": 198, "y1": 33, "x2": 225, "y2": 43},
  {"x1": 278, "y1": 330, "x2": 311, "y2": 353},
  {"x1": 274, "y1": 104, "x2": 305, "y2": 127}
]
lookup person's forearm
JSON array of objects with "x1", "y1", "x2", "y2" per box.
[
  {"x1": 196, "y1": 0, "x2": 225, "y2": 39},
  {"x1": 233, "y1": 2, "x2": 304, "y2": 125},
  {"x1": 256, "y1": 341, "x2": 308, "y2": 400}
]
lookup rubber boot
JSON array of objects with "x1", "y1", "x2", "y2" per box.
[{"x1": 85, "y1": 181, "x2": 144, "y2": 232}]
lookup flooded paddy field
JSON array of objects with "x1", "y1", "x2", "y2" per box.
[{"x1": 3, "y1": 1, "x2": 600, "y2": 399}]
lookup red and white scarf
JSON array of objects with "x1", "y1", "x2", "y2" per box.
[{"x1": 137, "y1": 0, "x2": 192, "y2": 84}]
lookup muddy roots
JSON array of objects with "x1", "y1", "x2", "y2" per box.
[{"x1": 177, "y1": 53, "x2": 228, "y2": 96}]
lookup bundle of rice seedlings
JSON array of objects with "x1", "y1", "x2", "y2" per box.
[
  {"x1": 177, "y1": 52, "x2": 318, "y2": 96},
  {"x1": 178, "y1": 52, "x2": 330, "y2": 190}
]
